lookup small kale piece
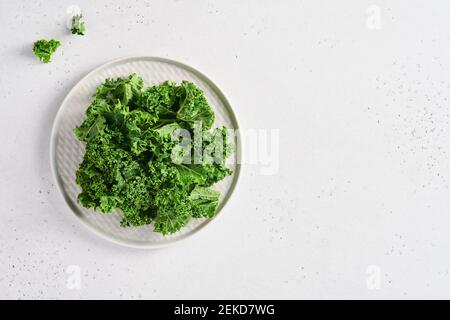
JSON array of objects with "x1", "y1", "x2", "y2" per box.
[
  {"x1": 71, "y1": 14, "x2": 85, "y2": 35},
  {"x1": 74, "y1": 74, "x2": 233, "y2": 235},
  {"x1": 32, "y1": 39, "x2": 61, "y2": 63}
]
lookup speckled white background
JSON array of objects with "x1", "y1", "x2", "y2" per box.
[{"x1": 1, "y1": 0, "x2": 450, "y2": 299}]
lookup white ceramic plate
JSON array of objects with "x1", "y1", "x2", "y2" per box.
[{"x1": 50, "y1": 56, "x2": 241, "y2": 248}]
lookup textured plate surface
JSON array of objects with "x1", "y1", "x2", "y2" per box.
[{"x1": 50, "y1": 56, "x2": 241, "y2": 248}]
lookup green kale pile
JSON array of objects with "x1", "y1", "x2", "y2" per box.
[
  {"x1": 74, "y1": 74, "x2": 232, "y2": 234},
  {"x1": 32, "y1": 39, "x2": 61, "y2": 63}
]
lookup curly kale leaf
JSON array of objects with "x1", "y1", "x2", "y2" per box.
[
  {"x1": 189, "y1": 186, "x2": 220, "y2": 218},
  {"x1": 32, "y1": 39, "x2": 61, "y2": 63},
  {"x1": 176, "y1": 81, "x2": 215, "y2": 130},
  {"x1": 71, "y1": 14, "x2": 85, "y2": 35},
  {"x1": 74, "y1": 74, "x2": 232, "y2": 235},
  {"x1": 137, "y1": 80, "x2": 215, "y2": 130},
  {"x1": 93, "y1": 73, "x2": 144, "y2": 106}
]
